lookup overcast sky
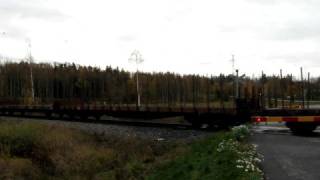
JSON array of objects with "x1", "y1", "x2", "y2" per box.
[{"x1": 0, "y1": 0, "x2": 320, "y2": 77}]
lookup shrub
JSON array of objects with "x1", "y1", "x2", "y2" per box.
[
  {"x1": 148, "y1": 131, "x2": 263, "y2": 180},
  {"x1": 0, "y1": 121, "x2": 46, "y2": 157},
  {"x1": 0, "y1": 157, "x2": 41, "y2": 179},
  {"x1": 232, "y1": 125, "x2": 250, "y2": 141},
  {"x1": 0, "y1": 120, "x2": 263, "y2": 180},
  {"x1": 0, "y1": 121, "x2": 181, "y2": 179},
  {"x1": 0, "y1": 121, "x2": 120, "y2": 179}
]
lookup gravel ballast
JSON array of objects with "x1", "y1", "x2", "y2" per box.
[{"x1": 0, "y1": 116, "x2": 214, "y2": 142}]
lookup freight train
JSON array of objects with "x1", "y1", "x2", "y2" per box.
[{"x1": 0, "y1": 98, "x2": 319, "y2": 134}]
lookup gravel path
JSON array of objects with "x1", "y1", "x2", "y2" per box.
[{"x1": 0, "y1": 116, "x2": 214, "y2": 142}]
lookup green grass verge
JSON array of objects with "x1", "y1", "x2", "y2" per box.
[{"x1": 147, "y1": 125, "x2": 263, "y2": 180}]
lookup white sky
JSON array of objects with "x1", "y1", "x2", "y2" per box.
[{"x1": 0, "y1": 0, "x2": 320, "y2": 77}]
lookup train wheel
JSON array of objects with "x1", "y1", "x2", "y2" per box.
[
  {"x1": 191, "y1": 121, "x2": 210, "y2": 129},
  {"x1": 59, "y1": 113, "x2": 63, "y2": 119},
  {"x1": 81, "y1": 115, "x2": 88, "y2": 121},
  {"x1": 46, "y1": 112, "x2": 52, "y2": 119},
  {"x1": 95, "y1": 115, "x2": 101, "y2": 121},
  {"x1": 286, "y1": 122, "x2": 317, "y2": 135}
]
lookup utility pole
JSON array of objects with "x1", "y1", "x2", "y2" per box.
[
  {"x1": 235, "y1": 69, "x2": 239, "y2": 99},
  {"x1": 307, "y1": 72, "x2": 310, "y2": 109},
  {"x1": 231, "y1": 54, "x2": 235, "y2": 76},
  {"x1": 231, "y1": 55, "x2": 237, "y2": 105},
  {"x1": 27, "y1": 39, "x2": 34, "y2": 103},
  {"x1": 129, "y1": 50, "x2": 144, "y2": 108},
  {"x1": 261, "y1": 71, "x2": 265, "y2": 109},
  {"x1": 280, "y1": 69, "x2": 284, "y2": 109},
  {"x1": 206, "y1": 73, "x2": 210, "y2": 110},
  {"x1": 0, "y1": 32, "x2": 6, "y2": 62},
  {"x1": 300, "y1": 67, "x2": 305, "y2": 109}
]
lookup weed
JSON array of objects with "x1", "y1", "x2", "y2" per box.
[{"x1": 0, "y1": 121, "x2": 263, "y2": 180}]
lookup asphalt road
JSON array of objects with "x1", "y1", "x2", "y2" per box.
[{"x1": 251, "y1": 124, "x2": 320, "y2": 180}]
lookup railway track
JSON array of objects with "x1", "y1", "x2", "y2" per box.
[
  {"x1": 0, "y1": 116, "x2": 215, "y2": 142},
  {"x1": 0, "y1": 104, "x2": 245, "y2": 130},
  {"x1": 0, "y1": 112, "x2": 197, "y2": 130}
]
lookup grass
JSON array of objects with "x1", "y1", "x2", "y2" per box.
[
  {"x1": 0, "y1": 121, "x2": 263, "y2": 180},
  {"x1": 147, "y1": 125, "x2": 263, "y2": 180},
  {"x1": 0, "y1": 120, "x2": 182, "y2": 180}
]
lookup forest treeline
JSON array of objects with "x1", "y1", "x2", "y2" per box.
[{"x1": 1, "y1": 61, "x2": 320, "y2": 107}]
